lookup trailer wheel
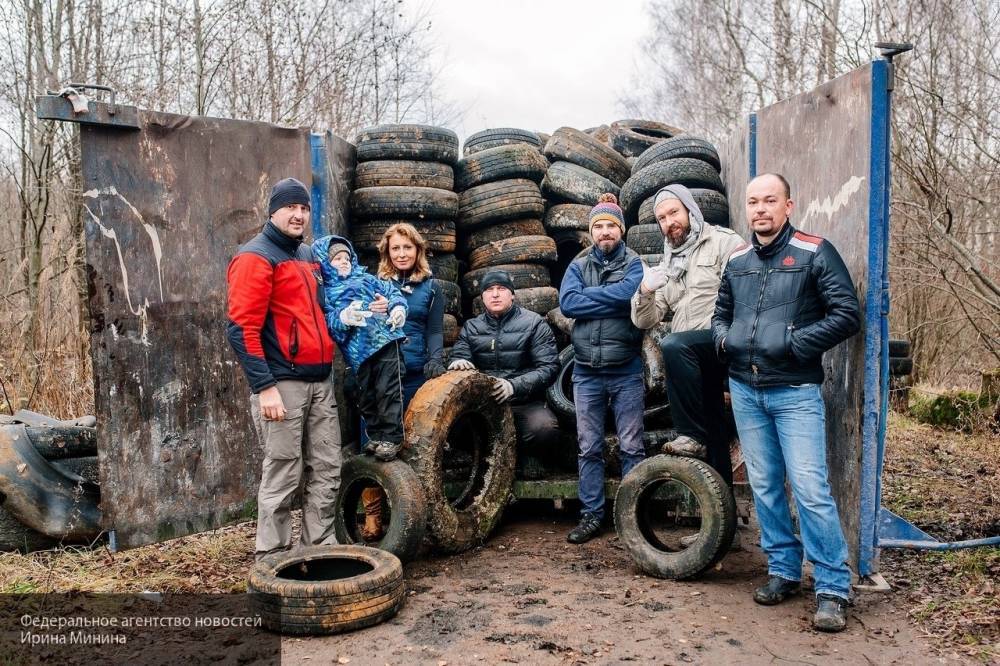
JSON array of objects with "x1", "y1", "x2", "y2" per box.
[
  {"x1": 249, "y1": 545, "x2": 404, "y2": 635},
  {"x1": 401, "y1": 372, "x2": 516, "y2": 554},
  {"x1": 333, "y1": 455, "x2": 427, "y2": 563},
  {"x1": 615, "y1": 455, "x2": 736, "y2": 579}
]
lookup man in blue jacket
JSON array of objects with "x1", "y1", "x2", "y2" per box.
[
  {"x1": 559, "y1": 193, "x2": 645, "y2": 544},
  {"x1": 712, "y1": 173, "x2": 861, "y2": 632}
]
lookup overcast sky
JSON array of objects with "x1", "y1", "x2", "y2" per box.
[{"x1": 411, "y1": 0, "x2": 650, "y2": 143}]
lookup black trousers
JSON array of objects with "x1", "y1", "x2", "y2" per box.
[
  {"x1": 511, "y1": 401, "x2": 562, "y2": 451},
  {"x1": 660, "y1": 329, "x2": 733, "y2": 486},
  {"x1": 357, "y1": 340, "x2": 404, "y2": 445}
]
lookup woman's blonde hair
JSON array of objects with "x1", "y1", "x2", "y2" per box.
[{"x1": 377, "y1": 222, "x2": 432, "y2": 281}]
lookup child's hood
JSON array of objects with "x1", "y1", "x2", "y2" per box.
[{"x1": 312, "y1": 234, "x2": 365, "y2": 280}]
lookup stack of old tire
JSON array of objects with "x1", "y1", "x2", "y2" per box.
[
  {"x1": 349, "y1": 124, "x2": 463, "y2": 348},
  {"x1": 0, "y1": 410, "x2": 101, "y2": 552},
  {"x1": 454, "y1": 128, "x2": 555, "y2": 318},
  {"x1": 889, "y1": 338, "x2": 914, "y2": 412}
]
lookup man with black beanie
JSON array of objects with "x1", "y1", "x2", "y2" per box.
[{"x1": 227, "y1": 176, "x2": 342, "y2": 560}]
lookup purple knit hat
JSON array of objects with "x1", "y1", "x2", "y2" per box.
[{"x1": 589, "y1": 192, "x2": 625, "y2": 232}]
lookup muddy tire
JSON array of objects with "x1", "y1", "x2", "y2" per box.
[
  {"x1": 351, "y1": 186, "x2": 459, "y2": 220},
  {"x1": 400, "y1": 372, "x2": 517, "y2": 553},
  {"x1": 443, "y1": 314, "x2": 459, "y2": 346},
  {"x1": 637, "y1": 188, "x2": 730, "y2": 228},
  {"x1": 355, "y1": 124, "x2": 459, "y2": 164},
  {"x1": 334, "y1": 455, "x2": 427, "y2": 563},
  {"x1": 427, "y1": 252, "x2": 458, "y2": 282},
  {"x1": 541, "y1": 161, "x2": 620, "y2": 206},
  {"x1": 543, "y1": 127, "x2": 631, "y2": 187},
  {"x1": 620, "y1": 159, "x2": 725, "y2": 226},
  {"x1": 546, "y1": 308, "x2": 574, "y2": 337},
  {"x1": 467, "y1": 235, "x2": 557, "y2": 270},
  {"x1": 433, "y1": 279, "x2": 461, "y2": 317},
  {"x1": 609, "y1": 119, "x2": 685, "y2": 158},
  {"x1": 350, "y1": 219, "x2": 456, "y2": 253},
  {"x1": 354, "y1": 160, "x2": 455, "y2": 190},
  {"x1": 23, "y1": 426, "x2": 97, "y2": 460},
  {"x1": 632, "y1": 136, "x2": 721, "y2": 173},
  {"x1": 546, "y1": 346, "x2": 577, "y2": 424},
  {"x1": 889, "y1": 339, "x2": 911, "y2": 358},
  {"x1": 615, "y1": 455, "x2": 737, "y2": 579},
  {"x1": 249, "y1": 545, "x2": 405, "y2": 635},
  {"x1": 455, "y1": 144, "x2": 549, "y2": 191},
  {"x1": 50, "y1": 456, "x2": 100, "y2": 485},
  {"x1": 890, "y1": 357, "x2": 914, "y2": 377},
  {"x1": 463, "y1": 128, "x2": 541, "y2": 156},
  {"x1": 461, "y1": 263, "x2": 551, "y2": 294},
  {"x1": 626, "y1": 224, "x2": 665, "y2": 255},
  {"x1": 458, "y1": 179, "x2": 545, "y2": 231},
  {"x1": 472, "y1": 286, "x2": 559, "y2": 316},
  {"x1": 457, "y1": 219, "x2": 546, "y2": 256},
  {"x1": 544, "y1": 203, "x2": 591, "y2": 232}
]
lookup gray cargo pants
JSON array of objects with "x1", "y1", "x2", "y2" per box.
[{"x1": 251, "y1": 379, "x2": 342, "y2": 558}]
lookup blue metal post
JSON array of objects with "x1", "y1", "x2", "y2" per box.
[
  {"x1": 310, "y1": 132, "x2": 327, "y2": 237},
  {"x1": 748, "y1": 113, "x2": 758, "y2": 179}
]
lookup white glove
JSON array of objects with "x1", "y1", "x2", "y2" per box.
[
  {"x1": 388, "y1": 306, "x2": 406, "y2": 331},
  {"x1": 339, "y1": 300, "x2": 372, "y2": 327},
  {"x1": 491, "y1": 377, "x2": 514, "y2": 403},
  {"x1": 642, "y1": 263, "x2": 669, "y2": 292},
  {"x1": 448, "y1": 359, "x2": 475, "y2": 371}
]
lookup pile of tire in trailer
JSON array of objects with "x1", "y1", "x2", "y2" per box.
[{"x1": 0, "y1": 411, "x2": 102, "y2": 552}]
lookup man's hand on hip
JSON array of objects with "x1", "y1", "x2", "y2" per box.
[{"x1": 259, "y1": 385, "x2": 287, "y2": 421}]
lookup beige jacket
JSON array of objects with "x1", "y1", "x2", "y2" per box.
[{"x1": 631, "y1": 224, "x2": 744, "y2": 333}]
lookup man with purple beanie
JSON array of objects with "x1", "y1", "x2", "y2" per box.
[{"x1": 558, "y1": 193, "x2": 646, "y2": 544}]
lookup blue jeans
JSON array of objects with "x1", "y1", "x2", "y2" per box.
[
  {"x1": 728, "y1": 378, "x2": 851, "y2": 600},
  {"x1": 574, "y1": 370, "x2": 645, "y2": 520}
]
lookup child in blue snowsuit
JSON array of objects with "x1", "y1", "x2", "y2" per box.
[{"x1": 313, "y1": 235, "x2": 408, "y2": 463}]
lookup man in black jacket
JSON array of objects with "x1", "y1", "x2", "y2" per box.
[
  {"x1": 712, "y1": 173, "x2": 861, "y2": 633},
  {"x1": 448, "y1": 269, "x2": 561, "y2": 464}
]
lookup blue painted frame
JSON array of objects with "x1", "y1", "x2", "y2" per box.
[{"x1": 310, "y1": 132, "x2": 327, "y2": 238}]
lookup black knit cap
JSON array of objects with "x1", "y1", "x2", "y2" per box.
[
  {"x1": 268, "y1": 177, "x2": 311, "y2": 216},
  {"x1": 480, "y1": 269, "x2": 515, "y2": 295}
]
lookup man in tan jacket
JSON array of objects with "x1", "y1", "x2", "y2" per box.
[{"x1": 631, "y1": 184, "x2": 742, "y2": 485}]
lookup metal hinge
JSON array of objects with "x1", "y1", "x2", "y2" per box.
[{"x1": 35, "y1": 83, "x2": 140, "y2": 130}]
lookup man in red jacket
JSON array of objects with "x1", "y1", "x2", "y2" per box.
[{"x1": 227, "y1": 177, "x2": 341, "y2": 559}]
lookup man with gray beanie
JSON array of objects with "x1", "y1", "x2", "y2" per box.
[
  {"x1": 631, "y1": 184, "x2": 743, "y2": 487},
  {"x1": 448, "y1": 269, "x2": 562, "y2": 470},
  {"x1": 227, "y1": 176, "x2": 342, "y2": 560}
]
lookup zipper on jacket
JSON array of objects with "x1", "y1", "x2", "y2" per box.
[
  {"x1": 748, "y1": 268, "x2": 772, "y2": 386},
  {"x1": 290, "y1": 319, "x2": 299, "y2": 370}
]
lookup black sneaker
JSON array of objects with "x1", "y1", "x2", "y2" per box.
[
  {"x1": 362, "y1": 439, "x2": 378, "y2": 455},
  {"x1": 374, "y1": 440, "x2": 402, "y2": 462},
  {"x1": 813, "y1": 594, "x2": 848, "y2": 632},
  {"x1": 567, "y1": 514, "x2": 602, "y2": 544},
  {"x1": 752, "y1": 575, "x2": 802, "y2": 605}
]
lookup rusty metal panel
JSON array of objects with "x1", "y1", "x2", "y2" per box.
[
  {"x1": 754, "y1": 65, "x2": 873, "y2": 569},
  {"x1": 719, "y1": 115, "x2": 750, "y2": 230},
  {"x1": 81, "y1": 112, "x2": 317, "y2": 548}
]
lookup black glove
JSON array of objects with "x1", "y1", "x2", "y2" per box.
[{"x1": 423, "y1": 359, "x2": 447, "y2": 379}]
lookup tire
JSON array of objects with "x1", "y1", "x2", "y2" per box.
[
  {"x1": 472, "y1": 286, "x2": 559, "y2": 316},
  {"x1": 249, "y1": 545, "x2": 404, "y2": 635},
  {"x1": 354, "y1": 160, "x2": 454, "y2": 189},
  {"x1": 637, "y1": 188, "x2": 730, "y2": 228},
  {"x1": 350, "y1": 219, "x2": 456, "y2": 253},
  {"x1": 543, "y1": 127, "x2": 631, "y2": 187},
  {"x1": 467, "y1": 235, "x2": 557, "y2": 270},
  {"x1": 549, "y1": 229, "x2": 591, "y2": 254},
  {"x1": 50, "y1": 456, "x2": 100, "y2": 485},
  {"x1": 461, "y1": 263, "x2": 552, "y2": 295},
  {"x1": 463, "y1": 128, "x2": 541, "y2": 156},
  {"x1": 351, "y1": 186, "x2": 459, "y2": 220},
  {"x1": 454, "y1": 144, "x2": 549, "y2": 191},
  {"x1": 544, "y1": 203, "x2": 592, "y2": 232},
  {"x1": 433, "y1": 279, "x2": 461, "y2": 317},
  {"x1": 609, "y1": 119, "x2": 685, "y2": 158},
  {"x1": 890, "y1": 357, "x2": 913, "y2": 377},
  {"x1": 0, "y1": 506, "x2": 59, "y2": 552},
  {"x1": 457, "y1": 219, "x2": 546, "y2": 256},
  {"x1": 546, "y1": 307, "x2": 574, "y2": 336},
  {"x1": 541, "y1": 161, "x2": 620, "y2": 206},
  {"x1": 614, "y1": 455, "x2": 737, "y2": 579},
  {"x1": 458, "y1": 179, "x2": 545, "y2": 231},
  {"x1": 632, "y1": 136, "x2": 722, "y2": 173},
  {"x1": 401, "y1": 372, "x2": 517, "y2": 553},
  {"x1": 627, "y1": 223, "x2": 665, "y2": 255},
  {"x1": 620, "y1": 159, "x2": 725, "y2": 226},
  {"x1": 889, "y1": 339, "x2": 911, "y2": 358},
  {"x1": 546, "y1": 346, "x2": 576, "y2": 424},
  {"x1": 584, "y1": 124, "x2": 612, "y2": 144},
  {"x1": 443, "y1": 314, "x2": 459, "y2": 346},
  {"x1": 427, "y1": 252, "x2": 458, "y2": 282},
  {"x1": 355, "y1": 124, "x2": 459, "y2": 164},
  {"x1": 334, "y1": 455, "x2": 427, "y2": 563},
  {"x1": 23, "y1": 425, "x2": 97, "y2": 460}
]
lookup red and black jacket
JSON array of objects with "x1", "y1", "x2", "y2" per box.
[{"x1": 226, "y1": 221, "x2": 335, "y2": 392}]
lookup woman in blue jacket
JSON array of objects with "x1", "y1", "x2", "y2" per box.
[{"x1": 376, "y1": 223, "x2": 446, "y2": 408}]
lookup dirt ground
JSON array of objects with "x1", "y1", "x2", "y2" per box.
[{"x1": 283, "y1": 507, "x2": 952, "y2": 665}]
